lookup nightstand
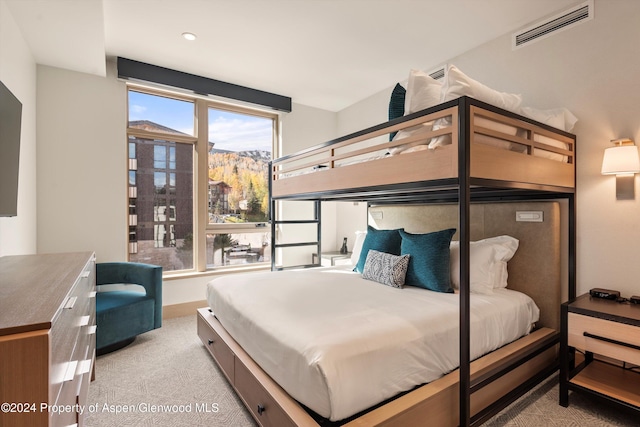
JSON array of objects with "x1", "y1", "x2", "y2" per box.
[
  {"x1": 312, "y1": 251, "x2": 352, "y2": 266},
  {"x1": 560, "y1": 293, "x2": 640, "y2": 412}
]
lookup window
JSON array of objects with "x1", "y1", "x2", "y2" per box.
[
  {"x1": 126, "y1": 87, "x2": 276, "y2": 273},
  {"x1": 205, "y1": 107, "x2": 273, "y2": 268}
]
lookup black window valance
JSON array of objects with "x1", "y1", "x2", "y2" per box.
[{"x1": 117, "y1": 57, "x2": 291, "y2": 112}]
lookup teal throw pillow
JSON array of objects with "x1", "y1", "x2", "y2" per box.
[
  {"x1": 388, "y1": 83, "x2": 406, "y2": 141},
  {"x1": 400, "y1": 228, "x2": 456, "y2": 293},
  {"x1": 354, "y1": 226, "x2": 403, "y2": 273}
]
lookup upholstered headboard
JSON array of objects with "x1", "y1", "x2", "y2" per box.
[{"x1": 368, "y1": 202, "x2": 563, "y2": 330}]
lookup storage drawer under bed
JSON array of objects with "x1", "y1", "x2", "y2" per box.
[
  {"x1": 197, "y1": 308, "x2": 316, "y2": 427},
  {"x1": 197, "y1": 311, "x2": 235, "y2": 382},
  {"x1": 234, "y1": 356, "x2": 297, "y2": 427}
]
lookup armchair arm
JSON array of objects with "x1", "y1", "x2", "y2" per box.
[{"x1": 96, "y1": 262, "x2": 163, "y2": 328}]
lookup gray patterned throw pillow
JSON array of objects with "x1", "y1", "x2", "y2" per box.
[{"x1": 362, "y1": 250, "x2": 411, "y2": 288}]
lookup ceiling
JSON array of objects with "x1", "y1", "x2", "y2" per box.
[{"x1": 6, "y1": 0, "x2": 580, "y2": 112}]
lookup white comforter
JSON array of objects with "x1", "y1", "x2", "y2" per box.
[{"x1": 206, "y1": 266, "x2": 539, "y2": 421}]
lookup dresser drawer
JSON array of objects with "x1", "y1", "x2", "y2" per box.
[
  {"x1": 50, "y1": 300, "x2": 83, "y2": 403},
  {"x1": 50, "y1": 258, "x2": 95, "y2": 408},
  {"x1": 51, "y1": 326, "x2": 94, "y2": 427},
  {"x1": 51, "y1": 364, "x2": 81, "y2": 427},
  {"x1": 568, "y1": 313, "x2": 640, "y2": 365},
  {"x1": 234, "y1": 357, "x2": 296, "y2": 427},
  {"x1": 197, "y1": 313, "x2": 234, "y2": 382}
]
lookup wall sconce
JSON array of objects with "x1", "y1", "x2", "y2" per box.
[{"x1": 601, "y1": 138, "x2": 640, "y2": 199}]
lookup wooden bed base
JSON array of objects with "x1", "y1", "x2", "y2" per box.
[{"x1": 197, "y1": 307, "x2": 558, "y2": 427}]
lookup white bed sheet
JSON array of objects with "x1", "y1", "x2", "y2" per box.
[{"x1": 206, "y1": 266, "x2": 539, "y2": 421}]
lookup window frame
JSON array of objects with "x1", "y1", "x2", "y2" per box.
[{"x1": 126, "y1": 84, "x2": 279, "y2": 275}]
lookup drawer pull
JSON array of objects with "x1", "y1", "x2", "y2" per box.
[
  {"x1": 583, "y1": 332, "x2": 640, "y2": 351},
  {"x1": 64, "y1": 296, "x2": 77, "y2": 309},
  {"x1": 63, "y1": 361, "x2": 78, "y2": 382},
  {"x1": 80, "y1": 315, "x2": 90, "y2": 326},
  {"x1": 257, "y1": 404, "x2": 265, "y2": 415},
  {"x1": 77, "y1": 359, "x2": 92, "y2": 375},
  {"x1": 81, "y1": 271, "x2": 91, "y2": 279},
  {"x1": 88, "y1": 325, "x2": 97, "y2": 335},
  {"x1": 89, "y1": 291, "x2": 97, "y2": 298},
  {"x1": 208, "y1": 339, "x2": 214, "y2": 345}
]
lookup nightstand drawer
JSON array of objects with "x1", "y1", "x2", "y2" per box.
[{"x1": 568, "y1": 313, "x2": 640, "y2": 365}]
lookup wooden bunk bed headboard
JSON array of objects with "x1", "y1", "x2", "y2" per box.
[{"x1": 369, "y1": 201, "x2": 563, "y2": 330}]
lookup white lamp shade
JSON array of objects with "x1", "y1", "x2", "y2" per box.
[{"x1": 601, "y1": 145, "x2": 640, "y2": 175}]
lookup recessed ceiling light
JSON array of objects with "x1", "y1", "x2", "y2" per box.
[{"x1": 182, "y1": 32, "x2": 197, "y2": 41}]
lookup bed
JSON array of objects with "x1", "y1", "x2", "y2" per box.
[
  {"x1": 199, "y1": 201, "x2": 568, "y2": 426},
  {"x1": 206, "y1": 266, "x2": 540, "y2": 422},
  {"x1": 198, "y1": 66, "x2": 577, "y2": 426}
]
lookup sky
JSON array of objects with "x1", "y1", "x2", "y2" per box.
[{"x1": 128, "y1": 90, "x2": 272, "y2": 153}]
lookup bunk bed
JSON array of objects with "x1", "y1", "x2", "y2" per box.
[{"x1": 197, "y1": 95, "x2": 577, "y2": 427}]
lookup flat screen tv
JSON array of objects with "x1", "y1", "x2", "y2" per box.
[{"x1": 0, "y1": 80, "x2": 22, "y2": 217}]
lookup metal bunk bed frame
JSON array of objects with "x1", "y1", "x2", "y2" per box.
[{"x1": 266, "y1": 96, "x2": 577, "y2": 426}]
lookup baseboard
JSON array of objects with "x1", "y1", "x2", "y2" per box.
[{"x1": 163, "y1": 300, "x2": 208, "y2": 319}]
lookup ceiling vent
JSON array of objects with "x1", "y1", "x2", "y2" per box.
[
  {"x1": 428, "y1": 66, "x2": 446, "y2": 80},
  {"x1": 512, "y1": 0, "x2": 593, "y2": 50}
]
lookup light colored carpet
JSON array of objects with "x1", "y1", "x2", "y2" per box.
[
  {"x1": 86, "y1": 315, "x2": 638, "y2": 426},
  {"x1": 86, "y1": 315, "x2": 254, "y2": 427}
]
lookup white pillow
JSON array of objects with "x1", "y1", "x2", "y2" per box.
[
  {"x1": 350, "y1": 230, "x2": 367, "y2": 265},
  {"x1": 519, "y1": 106, "x2": 578, "y2": 132},
  {"x1": 427, "y1": 120, "x2": 452, "y2": 149},
  {"x1": 404, "y1": 69, "x2": 442, "y2": 114},
  {"x1": 533, "y1": 134, "x2": 570, "y2": 162},
  {"x1": 390, "y1": 69, "x2": 443, "y2": 154},
  {"x1": 442, "y1": 65, "x2": 522, "y2": 113},
  {"x1": 429, "y1": 69, "x2": 525, "y2": 150},
  {"x1": 449, "y1": 235, "x2": 519, "y2": 294},
  {"x1": 475, "y1": 116, "x2": 519, "y2": 136},
  {"x1": 399, "y1": 144, "x2": 430, "y2": 155},
  {"x1": 470, "y1": 116, "x2": 524, "y2": 152}
]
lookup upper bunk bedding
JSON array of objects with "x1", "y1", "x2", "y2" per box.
[
  {"x1": 206, "y1": 266, "x2": 539, "y2": 422},
  {"x1": 271, "y1": 66, "x2": 577, "y2": 201}
]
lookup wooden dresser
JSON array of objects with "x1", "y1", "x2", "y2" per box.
[{"x1": 0, "y1": 252, "x2": 96, "y2": 427}]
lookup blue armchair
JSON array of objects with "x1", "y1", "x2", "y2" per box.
[{"x1": 96, "y1": 262, "x2": 162, "y2": 354}]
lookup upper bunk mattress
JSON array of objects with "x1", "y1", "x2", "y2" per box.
[{"x1": 206, "y1": 266, "x2": 539, "y2": 421}]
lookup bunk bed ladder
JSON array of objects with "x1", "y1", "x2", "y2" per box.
[{"x1": 270, "y1": 199, "x2": 321, "y2": 271}]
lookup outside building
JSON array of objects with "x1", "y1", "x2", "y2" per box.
[
  {"x1": 127, "y1": 120, "x2": 271, "y2": 270},
  {"x1": 128, "y1": 120, "x2": 194, "y2": 270}
]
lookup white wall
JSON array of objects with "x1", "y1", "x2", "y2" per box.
[
  {"x1": 334, "y1": 0, "x2": 640, "y2": 299},
  {"x1": 281, "y1": 103, "x2": 337, "y2": 156},
  {"x1": 37, "y1": 62, "x2": 127, "y2": 261},
  {"x1": 0, "y1": 1, "x2": 37, "y2": 256},
  {"x1": 334, "y1": 89, "x2": 392, "y2": 244},
  {"x1": 280, "y1": 103, "x2": 339, "y2": 263}
]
